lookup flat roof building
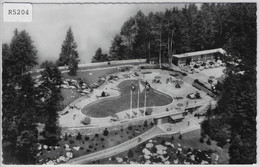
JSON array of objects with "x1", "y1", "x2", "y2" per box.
[{"x1": 170, "y1": 48, "x2": 226, "y2": 66}]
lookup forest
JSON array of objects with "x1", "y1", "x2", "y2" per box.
[{"x1": 2, "y1": 3, "x2": 256, "y2": 164}]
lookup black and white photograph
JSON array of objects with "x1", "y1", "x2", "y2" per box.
[{"x1": 1, "y1": 0, "x2": 257, "y2": 165}]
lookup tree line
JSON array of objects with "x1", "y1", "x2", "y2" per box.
[
  {"x1": 2, "y1": 27, "x2": 79, "y2": 164},
  {"x1": 93, "y1": 3, "x2": 256, "y2": 64}
]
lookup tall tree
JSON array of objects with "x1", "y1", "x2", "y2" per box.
[
  {"x1": 2, "y1": 30, "x2": 39, "y2": 164},
  {"x1": 91, "y1": 47, "x2": 109, "y2": 62},
  {"x1": 9, "y1": 29, "x2": 38, "y2": 76},
  {"x1": 109, "y1": 34, "x2": 126, "y2": 60},
  {"x1": 57, "y1": 27, "x2": 79, "y2": 76},
  {"x1": 39, "y1": 61, "x2": 62, "y2": 137}
]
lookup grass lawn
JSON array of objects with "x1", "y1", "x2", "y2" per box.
[
  {"x1": 82, "y1": 79, "x2": 173, "y2": 117},
  {"x1": 60, "y1": 88, "x2": 82, "y2": 107},
  {"x1": 37, "y1": 120, "x2": 154, "y2": 164},
  {"x1": 62, "y1": 68, "x2": 118, "y2": 85},
  {"x1": 98, "y1": 129, "x2": 229, "y2": 164}
]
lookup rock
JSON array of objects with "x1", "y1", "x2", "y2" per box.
[
  {"x1": 66, "y1": 152, "x2": 73, "y2": 159},
  {"x1": 148, "y1": 140, "x2": 153, "y2": 143},
  {"x1": 215, "y1": 154, "x2": 219, "y2": 161},
  {"x1": 130, "y1": 161, "x2": 137, "y2": 164},
  {"x1": 177, "y1": 143, "x2": 181, "y2": 147},
  {"x1": 144, "y1": 155, "x2": 150, "y2": 159},
  {"x1": 164, "y1": 161, "x2": 170, "y2": 164},
  {"x1": 38, "y1": 145, "x2": 42, "y2": 150},
  {"x1": 178, "y1": 147, "x2": 182, "y2": 152},
  {"x1": 165, "y1": 142, "x2": 172, "y2": 146},
  {"x1": 201, "y1": 160, "x2": 209, "y2": 164},
  {"x1": 73, "y1": 146, "x2": 80, "y2": 151},
  {"x1": 65, "y1": 144, "x2": 71, "y2": 151},
  {"x1": 173, "y1": 159, "x2": 179, "y2": 164},
  {"x1": 43, "y1": 145, "x2": 48, "y2": 149},
  {"x1": 162, "y1": 150, "x2": 167, "y2": 155},
  {"x1": 157, "y1": 150, "x2": 164, "y2": 155},
  {"x1": 116, "y1": 157, "x2": 123, "y2": 163},
  {"x1": 108, "y1": 158, "x2": 111, "y2": 161},
  {"x1": 190, "y1": 154, "x2": 195, "y2": 161},
  {"x1": 142, "y1": 148, "x2": 151, "y2": 155},
  {"x1": 156, "y1": 144, "x2": 167, "y2": 150},
  {"x1": 46, "y1": 160, "x2": 55, "y2": 165},
  {"x1": 145, "y1": 160, "x2": 151, "y2": 164},
  {"x1": 146, "y1": 143, "x2": 153, "y2": 148},
  {"x1": 58, "y1": 156, "x2": 66, "y2": 162}
]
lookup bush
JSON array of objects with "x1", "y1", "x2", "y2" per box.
[
  {"x1": 179, "y1": 134, "x2": 182, "y2": 140},
  {"x1": 103, "y1": 128, "x2": 109, "y2": 136},
  {"x1": 95, "y1": 134, "x2": 99, "y2": 137},
  {"x1": 69, "y1": 140, "x2": 75, "y2": 144},
  {"x1": 151, "y1": 147, "x2": 157, "y2": 153},
  {"x1": 128, "y1": 126, "x2": 133, "y2": 130},
  {"x1": 200, "y1": 137, "x2": 204, "y2": 143},
  {"x1": 76, "y1": 132, "x2": 82, "y2": 140},
  {"x1": 89, "y1": 145, "x2": 93, "y2": 149},
  {"x1": 85, "y1": 136, "x2": 89, "y2": 141},
  {"x1": 127, "y1": 149, "x2": 134, "y2": 158},
  {"x1": 161, "y1": 140, "x2": 165, "y2": 145},
  {"x1": 206, "y1": 138, "x2": 211, "y2": 145},
  {"x1": 171, "y1": 136, "x2": 174, "y2": 140},
  {"x1": 64, "y1": 133, "x2": 68, "y2": 141},
  {"x1": 143, "y1": 120, "x2": 148, "y2": 128}
]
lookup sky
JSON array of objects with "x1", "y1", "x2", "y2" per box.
[{"x1": 2, "y1": 3, "x2": 187, "y2": 64}]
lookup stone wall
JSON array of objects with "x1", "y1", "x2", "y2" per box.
[{"x1": 61, "y1": 118, "x2": 154, "y2": 136}]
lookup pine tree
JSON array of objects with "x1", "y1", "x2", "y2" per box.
[{"x1": 57, "y1": 27, "x2": 79, "y2": 76}]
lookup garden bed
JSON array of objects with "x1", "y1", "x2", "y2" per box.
[{"x1": 37, "y1": 119, "x2": 155, "y2": 164}]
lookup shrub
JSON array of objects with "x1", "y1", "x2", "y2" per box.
[
  {"x1": 82, "y1": 117, "x2": 91, "y2": 125},
  {"x1": 103, "y1": 128, "x2": 109, "y2": 136},
  {"x1": 143, "y1": 120, "x2": 148, "y2": 128},
  {"x1": 128, "y1": 149, "x2": 134, "y2": 158},
  {"x1": 206, "y1": 138, "x2": 211, "y2": 145},
  {"x1": 95, "y1": 134, "x2": 99, "y2": 137},
  {"x1": 179, "y1": 134, "x2": 182, "y2": 140},
  {"x1": 76, "y1": 132, "x2": 82, "y2": 140},
  {"x1": 199, "y1": 137, "x2": 204, "y2": 143},
  {"x1": 85, "y1": 136, "x2": 89, "y2": 141},
  {"x1": 171, "y1": 136, "x2": 174, "y2": 140},
  {"x1": 101, "y1": 137, "x2": 104, "y2": 141},
  {"x1": 151, "y1": 147, "x2": 157, "y2": 153},
  {"x1": 89, "y1": 145, "x2": 93, "y2": 149},
  {"x1": 111, "y1": 156, "x2": 116, "y2": 161},
  {"x1": 69, "y1": 140, "x2": 75, "y2": 144},
  {"x1": 128, "y1": 126, "x2": 133, "y2": 130},
  {"x1": 161, "y1": 140, "x2": 165, "y2": 145}
]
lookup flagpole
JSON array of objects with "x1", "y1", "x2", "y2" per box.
[
  {"x1": 130, "y1": 88, "x2": 132, "y2": 119},
  {"x1": 144, "y1": 88, "x2": 146, "y2": 116},
  {"x1": 137, "y1": 80, "x2": 140, "y2": 110}
]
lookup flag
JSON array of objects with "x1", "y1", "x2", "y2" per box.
[
  {"x1": 139, "y1": 80, "x2": 145, "y2": 93},
  {"x1": 145, "y1": 81, "x2": 151, "y2": 91},
  {"x1": 131, "y1": 83, "x2": 135, "y2": 91}
]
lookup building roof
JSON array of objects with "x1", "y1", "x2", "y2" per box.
[
  {"x1": 172, "y1": 48, "x2": 226, "y2": 58},
  {"x1": 170, "y1": 114, "x2": 184, "y2": 120}
]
